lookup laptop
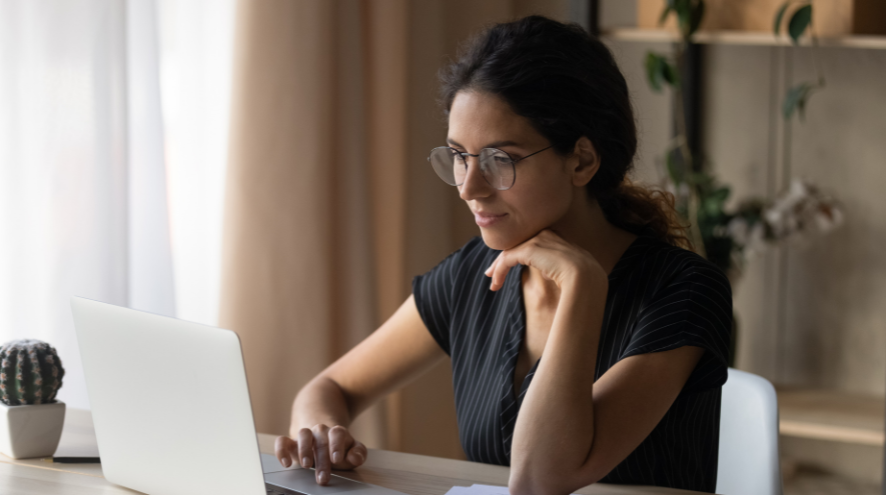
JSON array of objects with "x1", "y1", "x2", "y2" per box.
[{"x1": 70, "y1": 296, "x2": 405, "y2": 495}]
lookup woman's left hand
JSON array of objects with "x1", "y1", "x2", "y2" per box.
[{"x1": 484, "y1": 229, "x2": 607, "y2": 291}]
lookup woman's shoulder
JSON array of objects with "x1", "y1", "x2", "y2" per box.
[{"x1": 625, "y1": 232, "x2": 732, "y2": 300}]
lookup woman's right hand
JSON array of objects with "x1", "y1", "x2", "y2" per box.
[{"x1": 275, "y1": 424, "x2": 368, "y2": 485}]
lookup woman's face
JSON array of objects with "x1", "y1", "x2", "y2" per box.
[{"x1": 447, "y1": 90, "x2": 581, "y2": 251}]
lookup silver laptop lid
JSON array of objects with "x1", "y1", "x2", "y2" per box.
[{"x1": 71, "y1": 296, "x2": 266, "y2": 495}]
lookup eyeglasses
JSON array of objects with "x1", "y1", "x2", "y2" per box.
[{"x1": 427, "y1": 145, "x2": 554, "y2": 191}]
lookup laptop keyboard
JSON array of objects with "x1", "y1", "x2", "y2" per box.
[{"x1": 266, "y1": 482, "x2": 309, "y2": 495}]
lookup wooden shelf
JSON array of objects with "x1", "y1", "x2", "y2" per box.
[
  {"x1": 602, "y1": 28, "x2": 886, "y2": 50},
  {"x1": 777, "y1": 388, "x2": 885, "y2": 446}
]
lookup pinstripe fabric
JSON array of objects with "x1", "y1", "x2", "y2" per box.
[{"x1": 412, "y1": 228, "x2": 732, "y2": 492}]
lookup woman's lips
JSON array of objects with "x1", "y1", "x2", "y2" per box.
[{"x1": 474, "y1": 211, "x2": 507, "y2": 228}]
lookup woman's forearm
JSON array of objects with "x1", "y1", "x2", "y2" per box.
[
  {"x1": 508, "y1": 271, "x2": 608, "y2": 495},
  {"x1": 290, "y1": 376, "x2": 354, "y2": 437}
]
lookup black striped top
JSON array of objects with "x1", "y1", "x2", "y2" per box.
[{"x1": 411, "y1": 228, "x2": 732, "y2": 493}]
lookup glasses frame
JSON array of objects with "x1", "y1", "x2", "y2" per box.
[{"x1": 427, "y1": 144, "x2": 554, "y2": 191}]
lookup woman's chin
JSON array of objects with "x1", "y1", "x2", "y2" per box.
[{"x1": 479, "y1": 229, "x2": 526, "y2": 252}]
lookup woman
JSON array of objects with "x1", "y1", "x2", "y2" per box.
[{"x1": 275, "y1": 15, "x2": 731, "y2": 494}]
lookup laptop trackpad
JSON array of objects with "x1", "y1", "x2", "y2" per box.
[
  {"x1": 262, "y1": 453, "x2": 302, "y2": 474},
  {"x1": 261, "y1": 454, "x2": 391, "y2": 495},
  {"x1": 265, "y1": 469, "x2": 383, "y2": 495}
]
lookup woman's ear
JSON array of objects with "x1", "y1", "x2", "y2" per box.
[{"x1": 570, "y1": 136, "x2": 599, "y2": 187}]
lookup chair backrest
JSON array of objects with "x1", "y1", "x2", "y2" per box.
[{"x1": 716, "y1": 368, "x2": 783, "y2": 495}]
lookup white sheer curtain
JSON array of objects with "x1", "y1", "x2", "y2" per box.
[
  {"x1": 158, "y1": 0, "x2": 235, "y2": 327},
  {"x1": 0, "y1": 0, "x2": 234, "y2": 409}
]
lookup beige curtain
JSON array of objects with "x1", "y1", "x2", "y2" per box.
[{"x1": 220, "y1": 0, "x2": 569, "y2": 459}]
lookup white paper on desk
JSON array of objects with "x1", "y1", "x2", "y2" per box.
[
  {"x1": 468, "y1": 484, "x2": 579, "y2": 495},
  {"x1": 469, "y1": 485, "x2": 511, "y2": 495},
  {"x1": 444, "y1": 485, "x2": 504, "y2": 495}
]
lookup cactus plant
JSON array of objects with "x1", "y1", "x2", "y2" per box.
[{"x1": 0, "y1": 339, "x2": 65, "y2": 406}]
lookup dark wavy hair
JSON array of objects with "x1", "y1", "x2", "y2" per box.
[{"x1": 439, "y1": 15, "x2": 692, "y2": 250}]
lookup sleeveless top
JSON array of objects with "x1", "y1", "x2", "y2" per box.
[{"x1": 411, "y1": 229, "x2": 733, "y2": 493}]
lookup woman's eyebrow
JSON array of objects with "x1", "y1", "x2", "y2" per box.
[{"x1": 446, "y1": 138, "x2": 520, "y2": 149}]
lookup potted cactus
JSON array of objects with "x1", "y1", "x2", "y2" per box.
[{"x1": 0, "y1": 339, "x2": 66, "y2": 459}]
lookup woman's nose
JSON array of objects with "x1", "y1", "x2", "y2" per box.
[{"x1": 458, "y1": 156, "x2": 493, "y2": 201}]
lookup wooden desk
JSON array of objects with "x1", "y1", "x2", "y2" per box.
[{"x1": 0, "y1": 409, "x2": 707, "y2": 495}]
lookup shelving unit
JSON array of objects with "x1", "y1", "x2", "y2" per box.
[
  {"x1": 593, "y1": 4, "x2": 886, "y2": 491},
  {"x1": 778, "y1": 388, "x2": 885, "y2": 447},
  {"x1": 603, "y1": 28, "x2": 886, "y2": 50},
  {"x1": 601, "y1": 24, "x2": 886, "y2": 451}
]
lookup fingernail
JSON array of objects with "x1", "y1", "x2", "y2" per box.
[
  {"x1": 318, "y1": 471, "x2": 328, "y2": 484},
  {"x1": 282, "y1": 457, "x2": 290, "y2": 467},
  {"x1": 302, "y1": 457, "x2": 310, "y2": 467},
  {"x1": 332, "y1": 451, "x2": 340, "y2": 463}
]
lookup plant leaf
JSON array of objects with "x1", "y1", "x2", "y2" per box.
[
  {"x1": 796, "y1": 92, "x2": 808, "y2": 120},
  {"x1": 773, "y1": 1, "x2": 790, "y2": 36},
  {"x1": 663, "y1": 58, "x2": 680, "y2": 87},
  {"x1": 788, "y1": 4, "x2": 812, "y2": 44},
  {"x1": 645, "y1": 52, "x2": 666, "y2": 92},
  {"x1": 659, "y1": 4, "x2": 674, "y2": 26},
  {"x1": 699, "y1": 184, "x2": 730, "y2": 218},
  {"x1": 666, "y1": 151, "x2": 685, "y2": 185},
  {"x1": 689, "y1": 171, "x2": 713, "y2": 189},
  {"x1": 704, "y1": 197, "x2": 724, "y2": 217},
  {"x1": 677, "y1": 1, "x2": 692, "y2": 38},
  {"x1": 783, "y1": 82, "x2": 815, "y2": 120},
  {"x1": 689, "y1": 0, "x2": 705, "y2": 37}
]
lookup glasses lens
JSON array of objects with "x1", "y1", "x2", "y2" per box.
[
  {"x1": 479, "y1": 148, "x2": 515, "y2": 190},
  {"x1": 429, "y1": 147, "x2": 464, "y2": 186}
]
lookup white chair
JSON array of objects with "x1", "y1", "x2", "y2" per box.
[{"x1": 716, "y1": 368, "x2": 784, "y2": 495}]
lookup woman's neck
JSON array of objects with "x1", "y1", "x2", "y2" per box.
[{"x1": 525, "y1": 190, "x2": 637, "y2": 299}]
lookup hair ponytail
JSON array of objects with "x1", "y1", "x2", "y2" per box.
[{"x1": 599, "y1": 179, "x2": 693, "y2": 250}]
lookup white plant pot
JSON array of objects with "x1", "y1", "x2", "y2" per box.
[{"x1": 0, "y1": 400, "x2": 65, "y2": 459}]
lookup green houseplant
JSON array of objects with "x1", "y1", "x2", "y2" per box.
[
  {"x1": 0, "y1": 339, "x2": 66, "y2": 459},
  {"x1": 643, "y1": 0, "x2": 843, "y2": 364}
]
